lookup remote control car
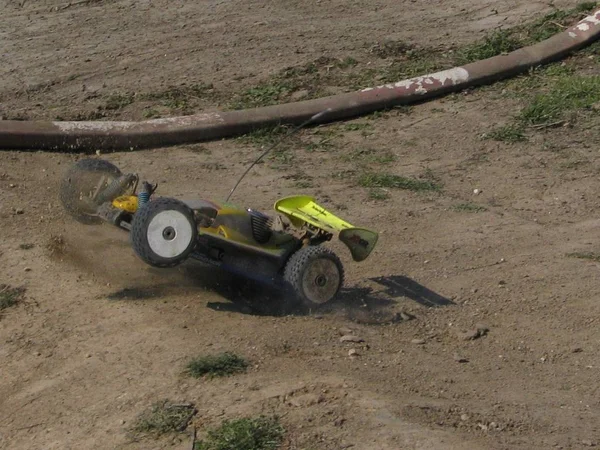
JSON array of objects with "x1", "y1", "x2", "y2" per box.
[{"x1": 59, "y1": 158, "x2": 378, "y2": 306}]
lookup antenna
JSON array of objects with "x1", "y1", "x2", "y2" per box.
[{"x1": 225, "y1": 108, "x2": 332, "y2": 203}]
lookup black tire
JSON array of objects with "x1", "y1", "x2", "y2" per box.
[
  {"x1": 59, "y1": 158, "x2": 122, "y2": 225},
  {"x1": 130, "y1": 197, "x2": 197, "y2": 268},
  {"x1": 283, "y1": 246, "x2": 345, "y2": 306}
]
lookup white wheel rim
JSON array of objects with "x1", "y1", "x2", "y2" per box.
[
  {"x1": 147, "y1": 210, "x2": 194, "y2": 258},
  {"x1": 301, "y1": 258, "x2": 340, "y2": 304}
]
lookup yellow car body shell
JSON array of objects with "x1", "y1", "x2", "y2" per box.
[
  {"x1": 274, "y1": 195, "x2": 378, "y2": 262},
  {"x1": 112, "y1": 195, "x2": 138, "y2": 213},
  {"x1": 112, "y1": 195, "x2": 378, "y2": 261}
]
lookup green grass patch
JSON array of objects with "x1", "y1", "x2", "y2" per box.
[
  {"x1": 524, "y1": 2, "x2": 597, "y2": 43},
  {"x1": 235, "y1": 56, "x2": 358, "y2": 108},
  {"x1": 457, "y1": 3, "x2": 597, "y2": 64},
  {"x1": 229, "y1": 57, "x2": 344, "y2": 109},
  {"x1": 540, "y1": 64, "x2": 576, "y2": 78},
  {"x1": 453, "y1": 203, "x2": 487, "y2": 213},
  {"x1": 567, "y1": 252, "x2": 600, "y2": 262},
  {"x1": 504, "y1": 63, "x2": 577, "y2": 96},
  {"x1": 269, "y1": 148, "x2": 295, "y2": 166},
  {"x1": 367, "y1": 110, "x2": 393, "y2": 120},
  {"x1": 518, "y1": 75, "x2": 600, "y2": 125},
  {"x1": 284, "y1": 172, "x2": 314, "y2": 188},
  {"x1": 333, "y1": 169, "x2": 357, "y2": 180},
  {"x1": 337, "y1": 56, "x2": 359, "y2": 69},
  {"x1": 343, "y1": 147, "x2": 396, "y2": 164},
  {"x1": 141, "y1": 83, "x2": 214, "y2": 110},
  {"x1": 458, "y1": 30, "x2": 522, "y2": 63},
  {"x1": 369, "y1": 40, "x2": 415, "y2": 59},
  {"x1": 304, "y1": 141, "x2": 335, "y2": 152},
  {"x1": 485, "y1": 124, "x2": 527, "y2": 143},
  {"x1": 230, "y1": 48, "x2": 444, "y2": 108},
  {"x1": 488, "y1": 71, "x2": 600, "y2": 135},
  {"x1": 377, "y1": 56, "x2": 444, "y2": 84},
  {"x1": 294, "y1": 180, "x2": 313, "y2": 188},
  {"x1": 185, "y1": 352, "x2": 249, "y2": 379},
  {"x1": 142, "y1": 108, "x2": 161, "y2": 119},
  {"x1": 232, "y1": 83, "x2": 292, "y2": 109},
  {"x1": 0, "y1": 285, "x2": 25, "y2": 311},
  {"x1": 304, "y1": 128, "x2": 340, "y2": 152},
  {"x1": 103, "y1": 93, "x2": 135, "y2": 110},
  {"x1": 66, "y1": 110, "x2": 106, "y2": 121},
  {"x1": 358, "y1": 173, "x2": 441, "y2": 192},
  {"x1": 343, "y1": 122, "x2": 373, "y2": 132},
  {"x1": 195, "y1": 416, "x2": 284, "y2": 450},
  {"x1": 100, "y1": 83, "x2": 214, "y2": 115},
  {"x1": 368, "y1": 188, "x2": 390, "y2": 200},
  {"x1": 237, "y1": 125, "x2": 291, "y2": 148},
  {"x1": 576, "y1": 2, "x2": 599, "y2": 13},
  {"x1": 132, "y1": 401, "x2": 196, "y2": 436}
]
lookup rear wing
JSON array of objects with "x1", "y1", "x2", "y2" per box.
[
  {"x1": 339, "y1": 228, "x2": 378, "y2": 262},
  {"x1": 274, "y1": 195, "x2": 378, "y2": 262}
]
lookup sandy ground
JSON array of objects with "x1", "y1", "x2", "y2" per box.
[{"x1": 2, "y1": 0, "x2": 600, "y2": 449}]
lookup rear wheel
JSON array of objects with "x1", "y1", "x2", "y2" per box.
[
  {"x1": 130, "y1": 198, "x2": 197, "y2": 268},
  {"x1": 59, "y1": 158, "x2": 122, "y2": 224},
  {"x1": 283, "y1": 246, "x2": 344, "y2": 307}
]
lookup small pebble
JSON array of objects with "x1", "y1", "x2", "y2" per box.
[
  {"x1": 454, "y1": 353, "x2": 469, "y2": 363},
  {"x1": 340, "y1": 335, "x2": 364, "y2": 343},
  {"x1": 348, "y1": 349, "x2": 359, "y2": 357},
  {"x1": 338, "y1": 327, "x2": 353, "y2": 336},
  {"x1": 459, "y1": 329, "x2": 481, "y2": 341},
  {"x1": 458, "y1": 324, "x2": 489, "y2": 341},
  {"x1": 334, "y1": 417, "x2": 346, "y2": 427},
  {"x1": 411, "y1": 338, "x2": 426, "y2": 345},
  {"x1": 399, "y1": 312, "x2": 414, "y2": 321}
]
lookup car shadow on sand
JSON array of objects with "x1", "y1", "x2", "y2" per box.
[
  {"x1": 204, "y1": 273, "x2": 455, "y2": 322},
  {"x1": 105, "y1": 260, "x2": 455, "y2": 322},
  {"x1": 369, "y1": 275, "x2": 455, "y2": 308}
]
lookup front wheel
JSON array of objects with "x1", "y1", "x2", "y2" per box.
[
  {"x1": 59, "y1": 158, "x2": 122, "y2": 224},
  {"x1": 283, "y1": 246, "x2": 344, "y2": 307},
  {"x1": 130, "y1": 198, "x2": 197, "y2": 268}
]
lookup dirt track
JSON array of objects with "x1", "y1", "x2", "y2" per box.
[{"x1": 2, "y1": 1, "x2": 600, "y2": 449}]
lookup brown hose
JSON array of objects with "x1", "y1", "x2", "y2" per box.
[{"x1": 2, "y1": 10, "x2": 600, "y2": 151}]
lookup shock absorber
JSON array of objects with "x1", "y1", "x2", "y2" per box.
[{"x1": 137, "y1": 181, "x2": 153, "y2": 205}]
